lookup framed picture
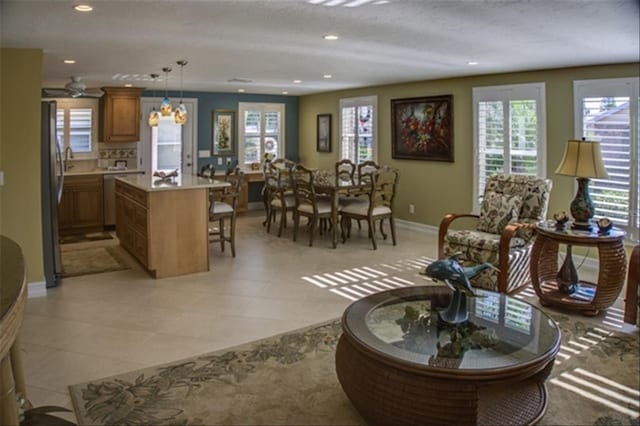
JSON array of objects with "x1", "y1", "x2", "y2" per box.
[
  {"x1": 211, "y1": 109, "x2": 236, "y2": 155},
  {"x1": 317, "y1": 113, "x2": 331, "y2": 153},
  {"x1": 391, "y1": 95, "x2": 454, "y2": 162}
]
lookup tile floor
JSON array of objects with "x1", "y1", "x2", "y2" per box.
[
  {"x1": 21, "y1": 211, "x2": 633, "y2": 421},
  {"x1": 22, "y1": 212, "x2": 441, "y2": 416}
]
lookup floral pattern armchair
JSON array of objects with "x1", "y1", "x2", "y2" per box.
[{"x1": 438, "y1": 174, "x2": 553, "y2": 294}]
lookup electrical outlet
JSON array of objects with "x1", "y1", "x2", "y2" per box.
[
  {"x1": 217, "y1": 157, "x2": 223, "y2": 166},
  {"x1": 409, "y1": 204, "x2": 415, "y2": 214},
  {"x1": 0, "y1": 171, "x2": 4, "y2": 186}
]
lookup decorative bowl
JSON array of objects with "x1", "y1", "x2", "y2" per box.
[
  {"x1": 553, "y1": 211, "x2": 569, "y2": 228},
  {"x1": 597, "y1": 217, "x2": 613, "y2": 234}
]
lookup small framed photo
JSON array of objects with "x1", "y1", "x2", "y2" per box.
[
  {"x1": 211, "y1": 109, "x2": 236, "y2": 155},
  {"x1": 317, "y1": 113, "x2": 331, "y2": 153}
]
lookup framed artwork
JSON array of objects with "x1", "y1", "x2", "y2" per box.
[
  {"x1": 391, "y1": 95, "x2": 454, "y2": 162},
  {"x1": 317, "y1": 113, "x2": 331, "y2": 153},
  {"x1": 211, "y1": 109, "x2": 236, "y2": 155}
]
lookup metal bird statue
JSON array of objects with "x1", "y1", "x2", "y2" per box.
[{"x1": 420, "y1": 254, "x2": 498, "y2": 324}]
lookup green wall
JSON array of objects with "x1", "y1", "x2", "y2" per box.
[
  {"x1": 0, "y1": 48, "x2": 44, "y2": 283},
  {"x1": 298, "y1": 63, "x2": 639, "y2": 229}
]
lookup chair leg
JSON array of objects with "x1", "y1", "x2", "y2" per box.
[
  {"x1": 266, "y1": 208, "x2": 273, "y2": 233},
  {"x1": 230, "y1": 214, "x2": 236, "y2": 258},
  {"x1": 309, "y1": 216, "x2": 316, "y2": 247},
  {"x1": 367, "y1": 217, "x2": 377, "y2": 250},
  {"x1": 379, "y1": 218, "x2": 388, "y2": 240},
  {"x1": 278, "y1": 208, "x2": 286, "y2": 237},
  {"x1": 293, "y1": 211, "x2": 299, "y2": 242},
  {"x1": 389, "y1": 216, "x2": 396, "y2": 246},
  {"x1": 219, "y1": 218, "x2": 225, "y2": 252}
]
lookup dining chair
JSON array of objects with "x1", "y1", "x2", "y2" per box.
[
  {"x1": 209, "y1": 173, "x2": 243, "y2": 257},
  {"x1": 292, "y1": 164, "x2": 336, "y2": 247},
  {"x1": 340, "y1": 166, "x2": 399, "y2": 250},
  {"x1": 357, "y1": 160, "x2": 380, "y2": 184},
  {"x1": 265, "y1": 164, "x2": 296, "y2": 237}
]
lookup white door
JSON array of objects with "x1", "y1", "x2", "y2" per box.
[{"x1": 139, "y1": 98, "x2": 198, "y2": 176}]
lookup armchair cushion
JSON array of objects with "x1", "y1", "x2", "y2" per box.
[
  {"x1": 445, "y1": 229, "x2": 527, "y2": 265},
  {"x1": 476, "y1": 191, "x2": 523, "y2": 234}
]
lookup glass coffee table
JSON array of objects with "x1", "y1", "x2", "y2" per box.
[{"x1": 335, "y1": 286, "x2": 561, "y2": 426}]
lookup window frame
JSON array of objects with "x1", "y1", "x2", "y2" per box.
[
  {"x1": 573, "y1": 77, "x2": 640, "y2": 241},
  {"x1": 472, "y1": 83, "x2": 547, "y2": 212},
  {"x1": 55, "y1": 98, "x2": 99, "y2": 159},
  {"x1": 338, "y1": 95, "x2": 378, "y2": 164},
  {"x1": 238, "y1": 102, "x2": 286, "y2": 166}
]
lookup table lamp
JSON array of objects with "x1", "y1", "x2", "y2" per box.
[{"x1": 555, "y1": 138, "x2": 609, "y2": 231}]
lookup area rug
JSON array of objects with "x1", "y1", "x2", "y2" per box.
[
  {"x1": 60, "y1": 231, "x2": 114, "y2": 245},
  {"x1": 61, "y1": 246, "x2": 130, "y2": 278},
  {"x1": 69, "y1": 311, "x2": 639, "y2": 426}
]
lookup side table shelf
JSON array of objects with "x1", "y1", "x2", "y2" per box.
[{"x1": 530, "y1": 222, "x2": 627, "y2": 316}]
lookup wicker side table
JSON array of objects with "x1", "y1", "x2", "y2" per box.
[{"x1": 530, "y1": 222, "x2": 627, "y2": 316}]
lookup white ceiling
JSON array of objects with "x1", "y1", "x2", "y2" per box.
[{"x1": 1, "y1": 0, "x2": 638, "y2": 96}]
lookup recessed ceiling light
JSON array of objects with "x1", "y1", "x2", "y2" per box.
[
  {"x1": 73, "y1": 4, "x2": 93, "y2": 12},
  {"x1": 282, "y1": 91, "x2": 289, "y2": 95},
  {"x1": 63, "y1": 59, "x2": 76, "y2": 64},
  {"x1": 124, "y1": 84, "x2": 132, "y2": 87},
  {"x1": 467, "y1": 61, "x2": 479, "y2": 66},
  {"x1": 238, "y1": 88, "x2": 245, "y2": 93},
  {"x1": 323, "y1": 74, "x2": 332, "y2": 79},
  {"x1": 293, "y1": 80, "x2": 302, "y2": 84},
  {"x1": 323, "y1": 34, "x2": 339, "y2": 41}
]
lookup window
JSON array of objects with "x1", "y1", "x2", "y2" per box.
[
  {"x1": 339, "y1": 95, "x2": 377, "y2": 164},
  {"x1": 152, "y1": 115, "x2": 182, "y2": 173},
  {"x1": 238, "y1": 103, "x2": 285, "y2": 165},
  {"x1": 472, "y1": 83, "x2": 546, "y2": 211},
  {"x1": 574, "y1": 78, "x2": 639, "y2": 241},
  {"x1": 55, "y1": 98, "x2": 98, "y2": 158}
]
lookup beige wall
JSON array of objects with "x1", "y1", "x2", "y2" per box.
[
  {"x1": 299, "y1": 63, "x2": 638, "y2": 229},
  {"x1": 0, "y1": 48, "x2": 44, "y2": 283}
]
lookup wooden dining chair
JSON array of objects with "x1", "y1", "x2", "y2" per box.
[
  {"x1": 357, "y1": 160, "x2": 380, "y2": 184},
  {"x1": 340, "y1": 166, "x2": 399, "y2": 250},
  {"x1": 265, "y1": 164, "x2": 296, "y2": 237},
  {"x1": 292, "y1": 164, "x2": 335, "y2": 247},
  {"x1": 209, "y1": 173, "x2": 242, "y2": 257}
]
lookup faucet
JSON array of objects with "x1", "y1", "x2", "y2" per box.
[{"x1": 64, "y1": 146, "x2": 74, "y2": 171}]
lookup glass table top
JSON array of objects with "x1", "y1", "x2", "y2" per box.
[{"x1": 342, "y1": 286, "x2": 560, "y2": 371}]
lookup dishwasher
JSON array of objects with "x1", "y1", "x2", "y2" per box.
[{"x1": 103, "y1": 173, "x2": 131, "y2": 227}]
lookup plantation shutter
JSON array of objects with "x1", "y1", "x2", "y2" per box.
[
  {"x1": 68, "y1": 108, "x2": 93, "y2": 153},
  {"x1": 340, "y1": 106, "x2": 357, "y2": 163},
  {"x1": 339, "y1": 96, "x2": 377, "y2": 164}
]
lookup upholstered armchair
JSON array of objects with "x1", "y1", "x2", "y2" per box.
[{"x1": 438, "y1": 174, "x2": 552, "y2": 294}]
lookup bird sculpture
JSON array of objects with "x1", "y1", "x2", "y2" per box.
[{"x1": 420, "y1": 254, "x2": 498, "y2": 324}]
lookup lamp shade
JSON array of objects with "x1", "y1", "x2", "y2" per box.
[{"x1": 555, "y1": 139, "x2": 609, "y2": 179}]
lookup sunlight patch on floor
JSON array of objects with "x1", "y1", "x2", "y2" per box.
[
  {"x1": 301, "y1": 256, "x2": 435, "y2": 301},
  {"x1": 550, "y1": 368, "x2": 640, "y2": 417}
]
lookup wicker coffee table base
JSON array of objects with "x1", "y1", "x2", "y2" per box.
[{"x1": 335, "y1": 335, "x2": 555, "y2": 426}]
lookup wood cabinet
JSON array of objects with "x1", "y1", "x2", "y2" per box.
[
  {"x1": 100, "y1": 87, "x2": 144, "y2": 143},
  {"x1": 115, "y1": 179, "x2": 210, "y2": 278},
  {"x1": 58, "y1": 175, "x2": 104, "y2": 235},
  {"x1": 237, "y1": 171, "x2": 264, "y2": 213}
]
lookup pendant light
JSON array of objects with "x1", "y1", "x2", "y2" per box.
[
  {"x1": 174, "y1": 60, "x2": 188, "y2": 125},
  {"x1": 147, "y1": 73, "x2": 160, "y2": 127},
  {"x1": 160, "y1": 67, "x2": 172, "y2": 116}
]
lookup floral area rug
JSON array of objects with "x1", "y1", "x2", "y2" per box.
[
  {"x1": 61, "y1": 246, "x2": 130, "y2": 278},
  {"x1": 69, "y1": 312, "x2": 639, "y2": 425}
]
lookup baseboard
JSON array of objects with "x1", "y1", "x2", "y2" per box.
[
  {"x1": 28, "y1": 281, "x2": 47, "y2": 298},
  {"x1": 394, "y1": 218, "x2": 438, "y2": 235}
]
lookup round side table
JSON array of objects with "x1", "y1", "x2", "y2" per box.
[{"x1": 530, "y1": 222, "x2": 627, "y2": 316}]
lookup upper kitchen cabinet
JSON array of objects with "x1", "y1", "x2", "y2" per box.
[{"x1": 100, "y1": 87, "x2": 144, "y2": 143}]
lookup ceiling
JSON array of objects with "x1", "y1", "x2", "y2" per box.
[{"x1": 1, "y1": 0, "x2": 638, "y2": 96}]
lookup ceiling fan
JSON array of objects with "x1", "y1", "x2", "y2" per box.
[{"x1": 42, "y1": 76, "x2": 104, "y2": 98}]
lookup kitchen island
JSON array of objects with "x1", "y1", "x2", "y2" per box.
[{"x1": 115, "y1": 174, "x2": 228, "y2": 278}]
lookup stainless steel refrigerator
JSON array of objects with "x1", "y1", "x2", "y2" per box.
[{"x1": 41, "y1": 100, "x2": 64, "y2": 287}]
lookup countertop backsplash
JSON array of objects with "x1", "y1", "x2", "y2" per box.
[{"x1": 98, "y1": 145, "x2": 137, "y2": 169}]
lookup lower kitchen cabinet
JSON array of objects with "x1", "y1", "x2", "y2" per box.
[{"x1": 58, "y1": 174, "x2": 104, "y2": 235}]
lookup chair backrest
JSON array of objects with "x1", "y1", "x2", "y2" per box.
[
  {"x1": 357, "y1": 160, "x2": 380, "y2": 184},
  {"x1": 272, "y1": 158, "x2": 296, "y2": 171},
  {"x1": 335, "y1": 159, "x2": 356, "y2": 186},
  {"x1": 291, "y1": 165, "x2": 318, "y2": 212},
  {"x1": 373, "y1": 166, "x2": 399, "y2": 210},
  {"x1": 210, "y1": 173, "x2": 242, "y2": 216},
  {"x1": 483, "y1": 174, "x2": 552, "y2": 221}
]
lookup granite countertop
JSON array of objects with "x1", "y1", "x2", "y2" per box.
[
  {"x1": 115, "y1": 174, "x2": 229, "y2": 192},
  {"x1": 64, "y1": 168, "x2": 145, "y2": 176}
]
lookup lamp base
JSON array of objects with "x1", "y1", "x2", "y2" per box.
[
  {"x1": 571, "y1": 221, "x2": 593, "y2": 231},
  {"x1": 570, "y1": 177, "x2": 595, "y2": 229}
]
